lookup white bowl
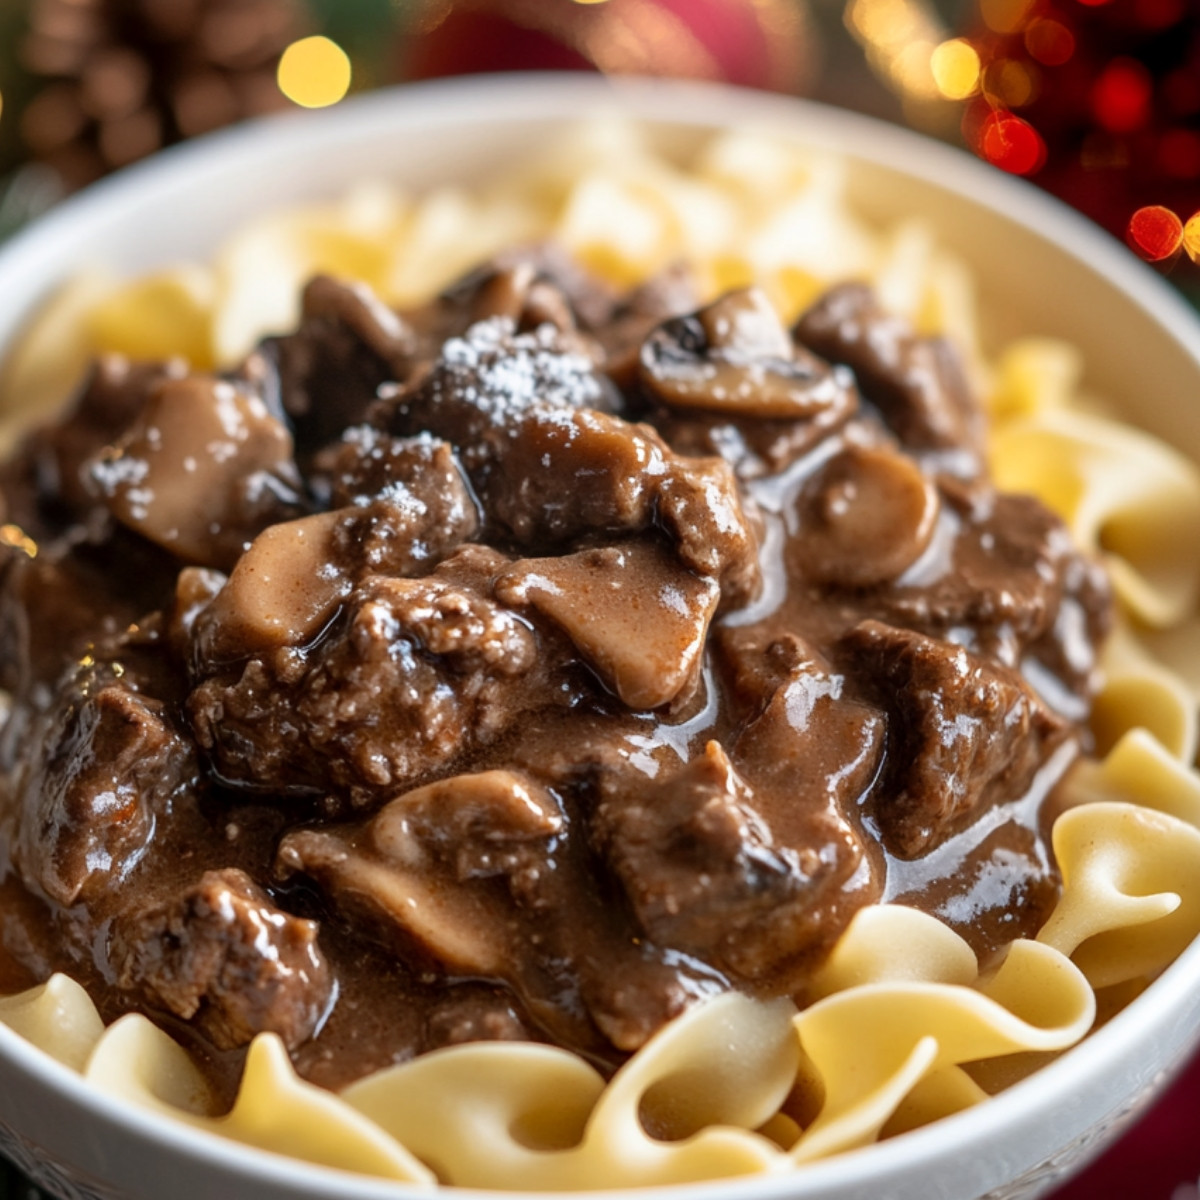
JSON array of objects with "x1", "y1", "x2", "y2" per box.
[{"x1": 2, "y1": 73, "x2": 1200, "y2": 1200}]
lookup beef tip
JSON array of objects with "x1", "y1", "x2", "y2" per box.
[
  {"x1": 315, "y1": 427, "x2": 479, "y2": 528},
  {"x1": 108, "y1": 868, "x2": 332, "y2": 1052},
  {"x1": 279, "y1": 765, "x2": 718, "y2": 1055},
  {"x1": 87, "y1": 377, "x2": 304, "y2": 571},
  {"x1": 880, "y1": 491, "x2": 1112, "y2": 683},
  {"x1": 496, "y1": 538, "x2": 720, "y2": 710},
  {"x1": 261, "y1": 275, "x2": 416, "y2": 457},
  {"x1": 791, "y1": 442, "x2": 940, "y2": 587},
  {"x1": 11, "y1": 670, "x2": 197, "y2": 907},
  {"x1": 794, "y1": 283, "x2": 982, "y2": 468},
  {"x1": 383, "y1": 317, "x2": 613, "y2": 464},
  {"x1": 594, "y1": 739, "x2": 871, "y2": 985},
  {"x1": 188, "y1": 547, "x2": 548, "y2": 803},
  {"x1": 841, "y1": 619, "x2": 1069, "y2": 858},
  {"x1": 277, "y1": 770, "x2": 563, "y2": 977},
  {"x1": 442, "y1": 243, "x2": 622, "y2": 333},
  {"x1": 0, "y1": 357, "x2": 184, "y2": 539},
  {"x1": 432, "y1": 257, "x2": 596, "y2": 352},
  {"x1": 385, "y1": 317, "x2": 760, "y2": 608},
  {"x1": 191, "y1": 476, "x2": 479, "y2": 666}
]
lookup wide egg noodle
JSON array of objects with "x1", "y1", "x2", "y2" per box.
[
  {"x1": 989, "y1": 410, "x2": 1200, "y2": 628},
  {"x1": 84, "y1": 1013, "x2": 433, "y2": 1183},
  {"x1": 1090, "y1": 621, "x2": 1198, "y2": 762},
  {"x1": 1, "y1": 123, "x2": 1200, "y2": 1190},
  {"x1": 788, "y1": 909, "x2": 1094, "y2": 1164},
  {"x1": 0, "y1": 973, "x2": 104, "y2": 1072},
  {"x1": 343, "y1": 992, "x2": 797, "y2": 1190},
  {"x1": 1040, "y1": 755, "x2": 1200, "y2": 990}
]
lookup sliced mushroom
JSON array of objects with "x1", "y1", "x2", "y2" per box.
[
  {"x1": 639, "y1": 288, "x2": 857, "y2": 421},
  {"x1": 792, "y1": 443, "x2": 939, "y2": 588},
  {"x1": 88, "y1": 376, "x2": 303, "y2": 571},
  {"x1": 496, "y1": 538, "x2": 720, "y2": 710},
  {"x1": 277, "y1": 770, "x2": 563, "y2": 977}
]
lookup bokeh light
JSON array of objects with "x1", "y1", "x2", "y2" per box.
[
  {"x1": 1091, "y1": 58, "x2": 1153, "y2": 134},
  {"x1": 1127, "y1": 205, "x2": 1184, "y2": 262},
  {"x1": 277, "y1": 36, "x2": 352, "y2": 110},
  {"x1": 1024, "y1": 19, "x2": 1074, "y2": 67},
  {"x1": 1183, "y1": 212, "x2": 1200, "y2": 264},
  {"x1": 931, "y1": 39, "x2": 980, "y2": 100},
  {"x1": 979, "y1": 110, "x2": 1045, "y2": 174},
  {"x1": 980, "y1": 0, "x2": 1035, "y2": 34}
]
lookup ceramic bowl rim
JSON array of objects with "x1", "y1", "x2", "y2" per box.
[{"x1": 1, "y1": 70, "x2": 1199, "y2": 1200}]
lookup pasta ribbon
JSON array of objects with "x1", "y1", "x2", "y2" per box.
[
  {"x1": 85, "y1": 1015, "x2": 433, "y2": 1183},
  {"x1": 989, "y1": 410, "x2": 1200, "y2": 627},
  {"x1": 344, "y1": 992, "x2": 796, "y2": 1190},
  {"x1": 1038, "y1": 801, "x2": 1200, "y2": 989},
  {"x1": 791, "y1": 911, "x2": 1094, "y2": 1163},
  {"x1": 1091, "y1": 622, "x2": 1198, "y2": 762},
  {"x1": 0, "y1": 973, "x2": 103, "y2": 1072}
]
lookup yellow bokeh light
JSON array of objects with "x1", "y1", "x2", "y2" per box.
[
  {"x1": 277, "y1": 36, "x2": 352, "y2": 110},
  {"x1": 848, "y1": 0, "x2": 919, "y2": 50},
  {"x1": 1184, "y1": 212, "x2": 1200, "y2": 265},
  {"x1": 980, "y1": 0, "x2": 1034, "y2": 33},
  {"x1": 931, "y1": 39, "x2": 980, "y2": 100}
]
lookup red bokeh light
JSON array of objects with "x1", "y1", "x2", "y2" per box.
[
  {"x1": 979, "y1": 110, "x2": 1046, "y2": 175},
  {"x1": 1025, "y1": 19, "x2": 1075, "y2": 66},
  {"x1": 1091, "y1": 58, "x2": 1154, "y2": 133},
  {"x1": 1127, "y1": 205, "x2": 1184, "y2": 261},
  {"x1": 1135, "y1": 0, "x2": 1185, "y2": 30}
]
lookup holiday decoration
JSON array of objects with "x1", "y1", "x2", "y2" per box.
[
  {"x1": 16, "y1": 0, "x2": 312, "y2": 191},
  {"x1": 938, "y1": 0, "x2": 1200, "y2": 274},
  {"x1": 394, "y1": 0, "x2": 817, "y2": 96}
]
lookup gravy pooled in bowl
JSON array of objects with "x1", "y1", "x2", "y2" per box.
[{"x1": 0, "y1": 250, "x2": 1110, "y2": 1094}]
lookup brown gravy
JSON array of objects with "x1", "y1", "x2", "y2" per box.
[{"x1": 0, "y1": 253, "x2": 1111, "y2": 1096}]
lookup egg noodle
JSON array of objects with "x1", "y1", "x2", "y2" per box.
[{"x1": 3, "y1": 122, "x2": 1200, "y2": 1191}]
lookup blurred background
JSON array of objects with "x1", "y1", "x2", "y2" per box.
[
  {"x1": 0, "y1": 1, "x2": 1198, "y2": 1198},
  {"x1": 0, "y1": 0, "x2": 1197, "y2": 299}
]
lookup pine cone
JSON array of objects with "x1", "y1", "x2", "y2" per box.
[{"x1": 19, "y1": 0, "x2": 311, "y2": 190}]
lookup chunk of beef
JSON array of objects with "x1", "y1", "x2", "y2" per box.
[
  {"x1": 278, "y1": 770, "x2": 564, "y2": 975},
  {"x1": 0, "y1": 356, "x2": 186, "y2": 531},
  {"x1": 430, "y1": 243, "x2": 619, "y2": 330},
  {"x1": 794, "y1": 284, "x2": 982, "y2": 469},
  {"x1": 279, "y1": 765, "x2": 721, "y2": 1055},
  {"x1": 87, "y1": 377, "x2": 304, "y2": 571},
  {"x1": 880, "y1": 492, "x2": 1113, "y2": 687},
  {"x1": 496, "y1": 538, "x2": 720, "y2": 710},
  {"x1": 191, "y1": 473, "x2": 480, "y2": 667},
  {"x1": 595, "y1": 741, "x2": 824, "y2": 983},
  {"x1": 109, "y1": 868, "x2": 332, "y2": 1051},
  {"x1": 315, "y1": 427, "x2": 479, "y2": 525},
  {"x1": 188, "y1": 547, "x2": 548, "y2": 803},
  {"x1": 385, "y1": 318, "x2": 760, "y2": 608},
  {"x1": 11, "y1": 670, "x2": 196, "y2": 906},
  {"x1": 261, "y1": 275, "x2": 415, "y2": 457},
  {"x1": 841, "y1": 619, "x2": 1069, "y2": 858}
]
